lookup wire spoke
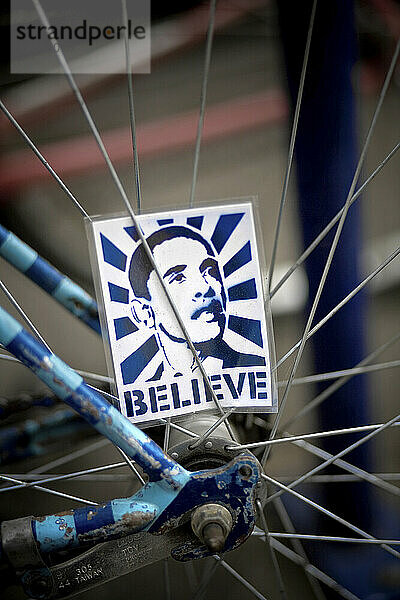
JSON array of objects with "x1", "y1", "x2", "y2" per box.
[
  {"x1": 31, "y1": 0, "x2": 131, "y2": 210},
  {"x1": 253, "y1": 415, "x2": 400, "y2": 498},
  {"x1": 276, "y1": 246, "x2": 400, "y2": 371},
  {"x1": 0, "y1": 101, "x2": 90, "y2": 219},
  {"x1": 14, "y1": 346, "x2": 398, "y2": 403},
  {"x1": 6, "y1": 327, "x2": 393, "y2": 394},
  {"x1": 0, "y1": 279, "x2": 145, "y2": 490},
  {"x1": 121, "y1": 0, "x2": 142, "y2": 213},
  {"x1": 114, "y1": 446, "x2": 146, "y2": 485},
  {"x1": 265, "y1": 410, "x2": 400, "y2": 507},
  {"x1": 278, "y1": 359, "x2": 400, "y2": 387},
  {"x1": 255, "y1": 413, "x2": 400, "y2": 496},
  {"x1": 0, "y1": 462, "x2": 127, "y2": 493},
  {"x1": 27, "y1": 438, "x2": 110, "y2": 475},
  {"x1": 273, "y1": 498, "x2": 327, "y2": 600},
  {"x1": 275, "y1": 473, "x2": 400, "y2": 484},
  {"x1": 282, "y1": 332, "x2": 400, "y2": 429},
  {"x1": 0, "y1": 352, "x2": 113, "y2": 385},
  {"x1": 0, "y1": 474, "x2": 97, "y2": 505},
  {"x1": 90, "y1": 387, "x2": 202, "y2": 443},
  {"x1": 269, "y1": 537, "x2": 361, "y2": 600},
  {"x1": 163, "y1": 419, "x2": 172, "y2": 452},
  {"x1": 87, "y1": 385, "x2": 119, "y2": 405},
  {"x1": 256, "y1": 500, "x2": 288, "y2": 599},
  {"x1": 89, "y1": 385, "x2": 204, "y2": 444},
  {"x1": 262, "y1": 474, "x2": 400, "y2": 559},
  {"x1": 270, "y1": 142, "x2": 400, "y2": 297},
  {"x1": 268, "y1": 0, "x2": 318, "y2": 291},
  {"x1": 279, "y1": 430, "x2": 400, "y2": 496},
  {"x1": 77, "y1": 370, "x2": 113, "y2": 384},
  {"x1": 5, "y1": 473, "x2": 131, "y2": 483},
  {"x1": 0, "y1": 372, "x2": 201, "y2": 444},
  {"x1": 163, "y1": 559, "x2": 172, "y2": 600},
  {"x1": 31, "y1": 0, "x2": 235, "y2": 435},
  {"x1": 255, "y1": 532, "x2": 400, "y2": 545},
  {"x1": 193, "y1": 559, "x2": 220, "y2": 600},
  {"x1": 0, "y1": 342, "x2": 205, "y2": 448},
  {"x1": 160, "y1": 418, "x2": 199, "y2": 440},
  {"x1": 271, "y1": 242, "x2": 400, "y2": 459},
  {"x1": 264, "y1": 37, "x2": 400, "y2": 465},
  {"x1": 290, "y1": 435, "x2": 400, "y2": 497},
  {"x1": 189, "y1": 0, "x2": 217, "y2": 208},
  {"x1": 228, "y1": 421, "x2": 400, "y2": 451},
  {"x1": 0, "y1": 279, "x2": 52, "y2": 352},
  {"x1": 214, "y1": 556, "x2": 270, "y2": 600},
  {"x1": 189, "y1": 408, "x2": 234, "y2": 448}
]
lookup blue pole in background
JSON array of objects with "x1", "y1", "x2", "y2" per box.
[{"x1": 277, "y1": 0, "x2": 371, "y2": 530}]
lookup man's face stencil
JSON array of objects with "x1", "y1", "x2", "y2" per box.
[{"x1": 147, "y1": 237, "x2": 226, "y2": 344}]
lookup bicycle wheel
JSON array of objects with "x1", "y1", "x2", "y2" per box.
[{"x1": 0, "y1": 1, "x2": 399, "y2": 599}]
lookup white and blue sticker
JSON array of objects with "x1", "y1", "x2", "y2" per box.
[{"x1": 90, "y1": 202, "x2": 276, "y2": 424}]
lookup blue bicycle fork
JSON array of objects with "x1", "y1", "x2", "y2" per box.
[
  {"x1": 0, "y1": 224, "x2": 100, "y2": 333},
  {"x1": 0, "y1": 304, "x2": 261, "y2": 599}
]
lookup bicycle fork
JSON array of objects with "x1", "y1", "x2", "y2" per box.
[{"x1": 0, "y1": 306, "x2": 263, "y2": 598}]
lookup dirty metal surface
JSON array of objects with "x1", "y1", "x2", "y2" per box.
[
  {"x1": 23, "y1": 527, "x2": 194, "y2": 599},
  {"x1": 148, "y1": 452, "x2": 261, "y2": 559},
  {"x1": 0, "y1": 310, "x2": 262, "y2": 595},
  {"x1": 29, "y1": 451, "x2": 260, "y2": 556},
  {"x1": 1, "y1": 516, "x2": 45, "y2": 571},
  {"x1": 15, "y1": 452, "x2": 261, "y2": 598}
]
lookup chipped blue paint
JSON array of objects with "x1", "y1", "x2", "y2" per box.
[
  {"x1": 149, "y1": 453, "x2": 260, "y2": 559},
  {"x1": 52, "y1": 278, "x2": 100, "y2": 332},
  {"x1": 0, "y1": 306, "x2": 189, "y2": 486},
  {"x1": 29, "y1": 454, "x2": 260, "y2": 557},
  {"x1": 110, "y1": 499, "x2": 155, "y2": 523},
  {"x1": 31, "y1": 492, "x2": 167, "y2": 554},
  {"x1": 32, "y1": 500, "x2": 157, "y2": 553},
  {"x1": 0, "y1": 224, "x2": 100, "y2": 333},
  {"x1": 37, "y1": 355, "x2": 83, "y2": 400},
  {"x1": 33, "y1": 513, "x2": 77, "y2": 552},
  {"x1": 0, "y1": 307, "x2": 261, "y2": 562},
  {"x1": 0, "y1": 226, "x2": 37, "y2": 271}
]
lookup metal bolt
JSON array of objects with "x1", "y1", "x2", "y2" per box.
[
  {"x1": 191, "y1": 504, "x2": 233, "y2": 553},
  {"x1": 204, "y1": 440, "x2": 213, "y2": 449},
  {"x1": 171, "y1": 452, "x2": 179, "y2": 459},
  {"x1": 202, "y1": 522, "x2": 226, "y2": 552},
  {"x1": 239, "y1": 465, "x2": 253, "y2": 478}
]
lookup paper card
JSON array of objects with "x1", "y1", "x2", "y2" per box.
[{"x1": 88, "y1": 201, "x2": 277, "y2": 425}]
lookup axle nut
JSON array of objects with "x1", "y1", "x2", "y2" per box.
[{"x1": 191, "y1": 504, "x2": 233, "y2": 553}]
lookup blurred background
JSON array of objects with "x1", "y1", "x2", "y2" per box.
[{"x1": 0, "y1": 1, "x2": 399, "y2": 598}]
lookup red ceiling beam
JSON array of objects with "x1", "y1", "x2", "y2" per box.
[
  {"x1": 0, "y1": 89, "x2": 288, "y2": 195},
  {"x1": 0, "y1": 0, "x2": 268, "y2": 136}
]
